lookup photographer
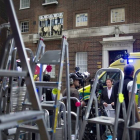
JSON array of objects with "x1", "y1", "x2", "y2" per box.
[{"x1": 62, "y1": 73, "x2": 86, "y2": 134}]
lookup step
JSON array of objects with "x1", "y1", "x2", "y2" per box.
[
  {"x1": 38, "y1": 50, "x2": 61, "y2": 64},
  {"x1": 35, "y1": 81, "x2": 59, "y2": 88},
  {"x1": 87, "y1": 116, "x2": 124, "y2": 125},
  {"x1": 41, "y1": 104, "x2": 56, "y2": 110},
  {"x1": 18, "y1": 124, "x2": 52, "y2": 133},
  {"x1": 0, "y1": 70, "x2": 27, "y2": 77},
  {"x1": 23, "y1": 102, "x2": 55, "y2": 110},
  {"x1": 129, "y1": 122, "x2": 140, "y2": 130},
  {"x1": 0, "y1": 111, "x2": 44, "y2": 130}
]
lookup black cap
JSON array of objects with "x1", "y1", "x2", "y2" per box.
[{"x1": 69, "y1": 73, "x2": 81, "y2": 80}]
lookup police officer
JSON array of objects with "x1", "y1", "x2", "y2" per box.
[{"x1": 114, "y1": 64, "x2": 140, "y2": 140}]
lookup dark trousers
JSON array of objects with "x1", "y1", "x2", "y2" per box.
[{"x1": 117, "y1": 122, "x2": 132, "y2": 140}]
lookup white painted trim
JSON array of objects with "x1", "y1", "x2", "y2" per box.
[
  {"x1": 111, "y1": 8, "x2": 125, "y2": 23},
  {"x1": 19, "y1": 7, "x2": 30, "y2": 10},
  {"x1": 100, "y1": 37, "x2": 135, "y2": 68},
  {"x1": 103, "y1": 36, "x2": 133, "y2": 42},
  {"x1": 42, "y1": 1, "x2": 58, "y2": 5},
  {"x1": 63, "y1": 23, "x2": 140, "y2": 39},
  {"x1": 20, "y1": 0, "x2": 30, "y2": 10},
  {"x1": 75, "y1": 52, "x2": 88, "y2": 73}
]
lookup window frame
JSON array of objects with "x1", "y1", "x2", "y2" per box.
[
  {"x1": 20, "y1": 0, "x2": 30, "y2": 10},
  {"x1": 38, "y1": 12, "x2": 64, "y2": 38},
  {"x1": 75, "y1": 52, "x2": 88, "y2": 73},
  {"x1": 111, "y1": 8, "x2": 125, "y2": 23},
  {"x1": 108, "y1": 4, "x2": 127, "y2": 26},
  {"x1": 20, "y1": 21, "x2": 29, "y2": 33},
  {"x1": 73, "y1": 10, "x2": 89, "y2": 28},
  {"x1": 75, "y1": 13, "x2": 88, "y2": 27}
]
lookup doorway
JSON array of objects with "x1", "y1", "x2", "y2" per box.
[{"x1": 108, "y1": 50, "x2": 127, "y2": 65}]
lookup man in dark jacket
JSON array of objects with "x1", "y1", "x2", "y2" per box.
[
  {"x1": 113, "y1": 64, "x2": 140, "y2": 140},
  {"x1": 62, "y1": 73, "x2": 85, "y2": 134},
  {"x1": 100, "y1": 78, "x2": 114, "y2": 108}
]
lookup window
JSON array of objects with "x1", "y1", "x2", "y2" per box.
[
  {"x1": 111, "y1": 8, "x2": 125, "y2": 23},
  {"x1": 20, "y1": 21, "x2": 29, "y2": 33},
  {"x1": 76, "y1": 52, "x2": 87, "y2": 73},
  {"x1": 100, "y1": 72, "x2": 120, "y2": 86},
  {"x1": 42, "y1": 0, "x2": 58, "y2": 5},
  {"x1": 39, "y1": 13, "x2": 63, "y2": 37},
  {"x1": 76, "y1": 13, "x2": 88, "y2": 27},
  {"x1": 46, "y1": 65, "x2": 55, "y2": 78},
  {"x1": 20, "y1": 0, "x2": 30, "y2": 9}
]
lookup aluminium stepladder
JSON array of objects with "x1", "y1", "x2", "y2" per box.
[
  {"x1": 61, "y1": 97, "x2": 81, "y2": 140},
  {"x1": 0, "y1": 23, "x2": 10, "y2": 31},
  {"x1": 16, "y1": 36, "x2": 72, "y2": 140},
  {"x1": 0, "y1": 0, "x2": 50, "y2": 139},
  {"x1": 79, "y1": 68, "x2": 126, "y2": 140},
  {"x1": 122, "y1": 69, "x2": 140, "y2": 140},
  {"x1": 18, "y1": 36, "x2": 72, "y2": 140},
  {"x1": 26, "y1": 35, "x2": 72, "y2": 140}
]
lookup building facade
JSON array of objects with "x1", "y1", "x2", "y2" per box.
[
  {"x1": 0, "y1": 0, "x2": 8, "y2": 53},
  {"x1": 4, "y1": 0, "x2": 140, "y2": 88}
]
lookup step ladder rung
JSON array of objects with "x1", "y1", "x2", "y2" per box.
[
  {"x1": 23, "y1": 103, "x2": 55, "y2": 110},
  {"x1": 38, "y1": 50, "x2": 61, "y2": 64},
  {"x1": 129, "y1": 122, "x2": 140, "y2": 130},
  {"x1": 35, "y1": 81, "x2": 59, "y2": 88},
  {"x1": 87, "y1": 116, "x2": 124, "y2": 125},
  {"x1": 0, "y1": 111, "x2": 44, "y2": 123},
  {"x1": 18, "y1": 125, "x2": 52, "y2": 133},
  {"x1": 0, "y1": 70, "x2": 27, "y2": 77},
  {"x1": 41, "y1": 104, "x2": 56, "y2": 110}
]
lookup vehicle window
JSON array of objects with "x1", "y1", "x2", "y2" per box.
[
  {"x1": 100, "y1": 72, "x2": 120, "y2": 85},
  {"x1": 99, "y1": 72, "x2": 107, "y2": 84}
]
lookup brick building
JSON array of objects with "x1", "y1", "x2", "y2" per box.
[
  {"x1": 0, "y1": 0, "x2": 8, "y2": 53},
  {"x1": 1, "y1": 0, "x2": 140, "y2": 88}
]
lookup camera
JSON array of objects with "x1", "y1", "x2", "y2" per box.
[{"x1": 75, "y1": 67, "x2": 90, "y2": 87}]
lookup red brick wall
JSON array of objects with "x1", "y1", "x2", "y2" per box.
[
  {"x1": 13, "y1": 0, "x2": 140, "y2": 31},
  {"x1": 11, "y1": 0, "x2": 140, "y2": 91},
  {"x1": 0, "y1": 17, "x2": 7, "y2": 55}
]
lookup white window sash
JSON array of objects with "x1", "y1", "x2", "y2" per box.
[
  {"x1": 20, "y1": 0, "x2": 30, "y2": 9},
  {"x1": 111, "y1": 8, "x2": 125, "y2": 23},
  {"x1": 20, "y1": 21, "x2": 29, "y2": 33},
  {"x1": 76, "y1": 13, "x2": 88, "y2": 27},
  {"x1": 38, "y1": 13, "x2": 63, "y2": 37},
  {"x1": 76, "y1": 52, "x2": 87, "y2": 73}
]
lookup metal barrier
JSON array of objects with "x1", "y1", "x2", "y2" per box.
[
  {"x1": 122, "y1": 69, "x2": 140, "y2": 140},
  {"x1": 61, "y1": 96, "x2": 81, "y2": 140},
  {"x1": 79, "y1": 68, "x2": 124, "y2": 140}
]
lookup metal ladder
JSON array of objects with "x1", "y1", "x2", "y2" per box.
[
  {"x1": 0, "y1": 0, "x2": 50, "y2": 139},
  {"x1": 0, "y1": 22, "x2": 10, "y2": 32},
  {"x1": 79, "y1": 68, "x2": 125, "y2": 140},
  {"x1": 122, "y1": 69, "x2": 140, "y2": 140},
  {"x1": 33, "y1": 36, "x2": 72, "y2": 140},
  {"x1": 2, "y1": 0, "x2": 72, "y2": 140},
  {"x1": 21, "y1": 36, "x2": 72, "y2": 140},
  {"x1": 61, "y1": 97, "x2": 81, "y2": 140}
]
